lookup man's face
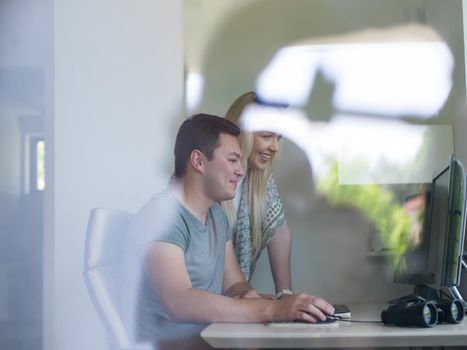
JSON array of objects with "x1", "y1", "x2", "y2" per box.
[{"x1": 203, "y1": 133, "x2": 244, "y2": 202}]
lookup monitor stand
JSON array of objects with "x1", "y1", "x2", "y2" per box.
[
  {"x1": 414, "y1": 284, "x2": 467, "y2": 310},
  {"x1": 414, "y1": 284, "x2": 439, "y2": 300},
  {"x1": 448, "y1": 286, "x2": 467, "y2": 308},
  {"x1": 457, "y1": 252, "x2": 467, "y2": 309}
]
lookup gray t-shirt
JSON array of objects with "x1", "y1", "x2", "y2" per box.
[{"x1": 122, "y1": 188, "x2": 230, "y2": 343}]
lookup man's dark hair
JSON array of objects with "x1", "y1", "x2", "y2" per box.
[{"x1": 174, "y1": 113, "x2": 240, "y2": 178}]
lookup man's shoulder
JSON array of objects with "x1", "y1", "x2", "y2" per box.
[
  {"x1": 141, "y1": 187, "x2": 178, "y2": 211},
  {"x1": 128, "y1": 189, "x2": 191, "y2": 249},
  {"x1": 132, "y1": 189, "x2": 181, "y2": 229}
]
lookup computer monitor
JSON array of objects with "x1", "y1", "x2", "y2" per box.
[{"x1": 394, "y1": 154, "x2": 467, "y2": 303}]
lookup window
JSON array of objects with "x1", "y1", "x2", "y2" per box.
[{"x1": 30, "y1": 137, "x2": 45, "y2": 192}]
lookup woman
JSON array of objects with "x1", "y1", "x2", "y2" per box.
[{"x1": 223, "y1": 91, "x2": 293, "y2": 299}]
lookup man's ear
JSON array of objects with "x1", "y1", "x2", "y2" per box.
[{"x1": 190, "y1": 149, "x2": 205, "y2": 174}]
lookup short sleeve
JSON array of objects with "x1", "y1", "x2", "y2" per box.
[
  {"x1": 130, "y1": 193, "x2": 190, "y2": 255},
  {"x1": 156, "y1": 216, "x2": 191, "y2": 251}
]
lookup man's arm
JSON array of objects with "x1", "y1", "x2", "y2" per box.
[
  {"x1": 267, "y1": 223, "x2": 293, "y2": 294},
  {"x1": 144, "y1": 241, "x2": 334, "y2": 323}
]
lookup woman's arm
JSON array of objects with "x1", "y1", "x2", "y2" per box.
[
  {"x1": 267, "y1": 222, "x2": 292, "y2": 294},
  {"x1": 223, "y1": 240, "x2": 260, "y2": 298}
]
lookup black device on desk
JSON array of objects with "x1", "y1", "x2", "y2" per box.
[
  {"x1": 306, "y1": 305, "x2": 351, "y2": 324},
  {"x1": 381, "y1": 294, "x2": 464, "y2": 327},
  {"x1": 393, "y1": 154, "x2": 467, "y2": 309},
  {"x1": 269, "y1": 304, "x2": 351, "y2": 325}
]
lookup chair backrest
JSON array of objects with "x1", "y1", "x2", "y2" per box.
[{"x1": 83, "y1": 207, "x2": 134, "y2": 349}]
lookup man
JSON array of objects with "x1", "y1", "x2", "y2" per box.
[{"x1": 127, "y1": 114, "x2": 334, "y2": 347}]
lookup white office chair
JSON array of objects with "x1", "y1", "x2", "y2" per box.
[{"x1": 83, "y1": 208, "x2": 151, "y2": 350}]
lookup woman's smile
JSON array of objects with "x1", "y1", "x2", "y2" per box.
[{"x1": 248, "y1": 132, "x2": 281, "y2": 170}]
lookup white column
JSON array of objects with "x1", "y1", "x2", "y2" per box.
[{"x1": 46, "y1": 1, "x2": 183, "y2": 349}]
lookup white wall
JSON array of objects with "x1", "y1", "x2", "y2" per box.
[
  {"x1": 424, "y1": 0, "x2": 467, "y2": 164},
  {"x1": 46, "y1": 1, "x2": 183, "y2": 349}
]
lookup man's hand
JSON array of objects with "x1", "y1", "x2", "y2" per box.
[{"x1": 272, "y1": 293, "x2": 335, "y2": 323}]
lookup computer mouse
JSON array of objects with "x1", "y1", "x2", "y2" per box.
[
  {"x1": 315, "y1": 316, "x2": 337, "y2": 324},
  {"x1": 295, "y1": 314, "x2": 337, "y2": 324}
]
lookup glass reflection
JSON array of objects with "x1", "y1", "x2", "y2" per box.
[
  {"x1": 256, "y1": 25, "x2": 453, "y2": 118},
  {"x1": 235, "y1": 23, "x2": 454, "y2": 271},
  {"x1": 0, "y1": 1, "x2": 50, "y2": 348},
  {"x1": 185, "y1": 0, "x2": 464, "y2": 311}
]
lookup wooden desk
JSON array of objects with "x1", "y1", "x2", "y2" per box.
[{"x1": 201, "y1": 304, "x2": 467, "y2": 348}]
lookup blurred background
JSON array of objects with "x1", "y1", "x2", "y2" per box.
[{"x1": 1, "y1": 0, "x2": 467, "y2": 349}]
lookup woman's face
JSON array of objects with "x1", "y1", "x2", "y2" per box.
[{"x1": 247, "y1": 131, "x2": 281, "y2": 171}]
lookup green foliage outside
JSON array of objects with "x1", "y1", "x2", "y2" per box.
[{"x1": 318, "y1": 161, "x2": 415, "y2": 269}]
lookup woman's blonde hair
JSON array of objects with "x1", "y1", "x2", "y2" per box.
[{"x1": 223, "y1": 91, "x2": 280, "y2": 259}]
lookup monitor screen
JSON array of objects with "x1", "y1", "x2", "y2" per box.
[
  {"x1": 425, "y1": 164, "x2": 451, "y2": 286},
  {"x1": 393, "y1": 189, "x2": 434, "y2": 285},
  {"x1": 394, "y1": 154, "x2": 467, "y2": 291},
  {"x1": 439, "y1": 159, "x2": 467, "y2": 286}
]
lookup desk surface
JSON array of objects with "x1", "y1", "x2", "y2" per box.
[{"x1": 201, "y1": 303, "x2": 467, "y2": 348}]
